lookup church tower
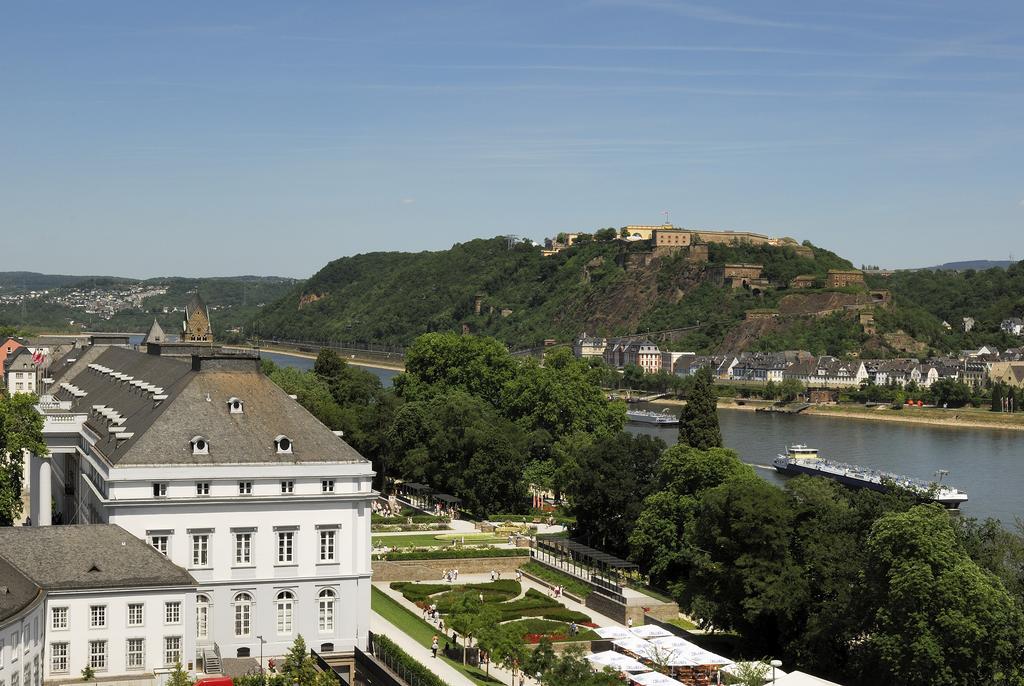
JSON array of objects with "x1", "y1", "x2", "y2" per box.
[{"x1": 182, "y1": 292, "x2": 213, "y2": 343}]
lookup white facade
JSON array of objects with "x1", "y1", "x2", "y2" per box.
[
  {"x1": 0, "y1": 594, "x2": 46, "y2": 686},
  {"x1": 43, "y1": 588, "x2": 196, "y2": 685},
  {"x1": 99, "y1": 464, "x2": 373, "y2": 659}
]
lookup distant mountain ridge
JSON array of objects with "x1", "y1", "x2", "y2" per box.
[
  {"x1": 0, "y1": 271, "x2": 297, "y2": 291},
  {"x1": 927, "y1": 260, "x2": 1014, "y2": 271}
]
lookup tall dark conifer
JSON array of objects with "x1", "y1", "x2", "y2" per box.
[{"x1": 679, "y1": 366, "x2": 722, "y2": 449}]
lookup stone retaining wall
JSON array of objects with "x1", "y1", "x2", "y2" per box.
[{"x1": 372, "y1": 555, "x2": 529, "y2": 582}]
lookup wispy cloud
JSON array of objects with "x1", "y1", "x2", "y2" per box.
[{"x1": 401, "y1": 198, "x2": 415, "y2": 205}]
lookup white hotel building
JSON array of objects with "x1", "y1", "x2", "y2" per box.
[{"x1": 24, "y1": 327, "x2": 375, "y2": 684}]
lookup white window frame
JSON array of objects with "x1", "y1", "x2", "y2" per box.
[
  {"x1": 234, "y1": 532, "x2": 253, "y2": 566},
  {"x1": 191, "y1": 534, "x2": 210, "y2": 568},
  {"x1": 233, "y1": 594, "x2": 252, "y2": 638},
  {"x1": 196, "y1": 481, "x2": 210, "y2": 496},
  {"x1": 89, "y1": 605, "x2": 106, "y2": 629},
  {"x1": 128, "y1": 603, "x2": 144, "y2": 627},
  {"x1": 238, "y1": 481, "x2": 252, "y2": 495},
  {"x1": 163, "y1": 636, "x2": 181, "y2": 667},
  {"x1": 164, "y1": 601, "x2": 181, "y2": 625},
  {"x1": 196, "y1": 596, "x2": 209, "y2": 640},
  {"x1": 152, "y1": 482, "x2": 167, "y2": 498},
  {"x1": 318, "y1": 589, "x2": 336, "y2": 633},
  {"x1": 280, "y1": 480, "x2": 294, "y2": 494},
  {"x1": 88, "y1": 640, "x2": 106, "y2": 671},
  {"x1": 275, "y1": 592, "x2": 294, "y2": 635},
  {"x1": 49, "y1": 643, "x2": 68, "y2": 674},
  {"x1": 126, "y1": 638, "x2": 144, "y2": 670},
  {"x1": 276, "y1": 531, "x2": 294, "y2": 564},
  {"x1": 321, "y1": 479, "x2": 335, "y2": 493},
  {"x1": 319, "y1": 529, "x2": 336, "y2": 562},
  {"x1": 51, "y1": 607, "x2": 68, "y2": 631},
  {"x1": 150, "y1": 535, "x2": 169, "y2": 556}
]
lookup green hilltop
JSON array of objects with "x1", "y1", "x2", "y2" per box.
[{"x1": 255, "y1": 234, "x2": 1023, "y2": 356}]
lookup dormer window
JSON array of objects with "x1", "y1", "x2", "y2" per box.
[
  {"x1": 191, "y1": 436, "x2": 209, "y2": 455},
  {"x1": 227, "y1": 397, "x2": 244, "y2": 414},
  {"x1": 274, "y1": 435, "x2": 293, "y2": 454}
]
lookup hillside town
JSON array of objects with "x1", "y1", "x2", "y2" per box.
[
  {"x1": 0, "y1": 284, "x2": 168, "y2": 319},
  {"x1": 575, "y1": 334, "x2": 1024, "y2": 393}
]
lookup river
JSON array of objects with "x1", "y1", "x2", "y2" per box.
[{"x1": 264, "y1": 351, "x2": 1019, "y2": 523}]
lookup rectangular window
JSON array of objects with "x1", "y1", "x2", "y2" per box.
[
  {"x1": 89, "y1": 606, "x2": 106, "y2": 629},
  {"x1": 163, "y1": 636, "x2": 181, "y2": 667},
  {"x1": 321, "y1": 479, "x2": 335, "y2": 493},
  {"x1": 152, "y1": 482, "x2": 167, "y2": 497},
  {"x1": 234, "y1": 532, "x2": 252, "y2": 565},
  {"x1": 9, "y1": 630, "x2": 17, "y2": 662},
  {"x1": 21, "y1": 629, "x2": 27, "y2": 653},
  {"x1": 126, "y1": 639, "x2": 144, "y2": 670},
  {"x1": 164, "y1": 602, "x2": 181, "y2": 625},
  {"x1": 191, "y1": 534, "x2": 209, "y2": 567},
  {"x1": 51, "y1": 607, "x2": 68, "y2": 631},
  {"x1": 280, "y1": 480, "x2": 293, "y2": 494},
  {"x1": 238, "y1": 481, "x2": 252, "y2": 495},
  {"x1": 195, "y1": 482, "x2": 210, "y2": 496},
  {"x1": 277, "y1": 531, "x2": 294, "y2": 563},
  {"x1": 319, "y1": 530, "x2": 336, "y2": 562},
  {"x1": 88, "y1": 641, "x2": 106, "y2": 670},
  {"x1": 150, "y1": 535, "x2": 168, "y2": 556},
  {"x1": 128, "y1": 603, "x2": 144, "y2": 627},
  {"x1": 12, "y1": 673, "x2": 18, "y2": 686},
  {"x1": 50, "y1": 643, "x2": 68, "y2": 673}
]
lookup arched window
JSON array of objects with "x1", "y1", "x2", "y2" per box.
[
  {"x1": 318, "y1": 589, "x2": 336, "y2": 633},
  {"x1": 196, "y1": 594, "x2": 210, "y2": 640},
  {"x1": 276, "y1": 591, "x2": 294, "y2": 635},
  {"x1": 233, "y1": 593, "x2": 252, "y2": 637}
]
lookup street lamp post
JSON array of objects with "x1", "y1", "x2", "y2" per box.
[
  {"x1": 770, "y1": 659, "x2": 783, "y2": 683},
  {"x1": 257, "y1": 635, "x2": 267, "y2": 686}
]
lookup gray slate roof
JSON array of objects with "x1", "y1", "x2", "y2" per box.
[
  {"x1": 56, "y1": 346, "x2": 367, "y2": 466},
  {"x1": 0, "y1": 524, "x2": 195, "y2": 591},
  {"x1": 0, "y1": 556, "x2": 42, "y2": 622}
]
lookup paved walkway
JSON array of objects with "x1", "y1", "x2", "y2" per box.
[{"x1": 369, "y1": 612, "x2": 478, "y2": 686}]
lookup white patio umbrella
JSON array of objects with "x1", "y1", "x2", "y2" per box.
[
  {"x1": 594, "y1": 626, "x2": 633, "y2": 640},
  {"x1": 586, "y1": 650, "x2": 652, "y2": 672},
  {"x1": 648, "y1": 636, "x2": 731, "y2": 665},
  {"x1": 628, "y1": 672, "x2": 684, "y2": 686},
  {"x1": 630, "y1": 624, "x2": 674, "y2": 640},
  {"x1": 613, "y1": 637, "x2": 655, "y2": 654}
]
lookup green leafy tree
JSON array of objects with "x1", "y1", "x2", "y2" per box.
[
  {"x1": 396, "y1": 333, "x2": 518, "y2": 407},
  {"x1": 861, "y1": 506, "x2": 1024, "y2": 686},
  {"x1": 539, "y1": 646, "x2": 621, "y2": 686},
  {"x1": 523, "y1": 637, "x2": 557, "y2": 679},
  {"x1": 630, "y1": 446, "x2": 754, "y2": 587},
  {"x1": 564, "y1": 432, "x2": 665, "y2": 555},
  {"x1": 480, "y1": 624, "x2": 528, "y2": 685},
  {"x1": 280, "y1": 635, "x2": 319, "y2": 686},
  {"x1": 678, "y1": 367, "x2": 722, "y2": 449},
  {"x1": 684, "y1": 476, "x2": 804, "y2": 651},
  {"x1": 0, "y1": 391, "x2": 45, "y2": 525},
  {"x1": 166, "y1": 662, "x2": 194, "y2": 686},
  {"x1": 81, "y1": 665, "x2": 95, "y2": 682},
  {"x1": 778, "y1": 378, "x2": 805, "y2": 402}
]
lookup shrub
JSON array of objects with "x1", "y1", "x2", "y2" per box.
[
  {"x1": 409, "y1": 514, "x2": 448, "y2": 524},
  {"x1": 372, "y1": 515, "x2": 407, "y2": 525},
  {"x1": 370, "y1": 634, "x2": 449, "y2": 686}
]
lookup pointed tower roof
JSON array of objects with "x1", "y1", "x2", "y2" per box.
[
  {"x1": 182, "y1": 292, "x2": 213, "y2": 343},
  {"x1": 143, "y1": 319, "x2": 166, "y2": 345}
]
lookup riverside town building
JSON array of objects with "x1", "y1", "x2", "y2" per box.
[{"x1": 10, "y1": 295, "x2": 374, "y2": 686}]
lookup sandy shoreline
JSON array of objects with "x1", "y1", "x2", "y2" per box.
[{"x1": 643, "y1": 398, "x2": 1024, "y2": 433}]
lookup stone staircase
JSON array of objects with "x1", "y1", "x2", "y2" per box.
[{"x1": 203, "y1": 647, "x2": 222, "y2": 674}]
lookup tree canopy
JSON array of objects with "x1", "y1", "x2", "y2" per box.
[{"x1": 0, "y1": 391, "x2": 45, "y2": 525}]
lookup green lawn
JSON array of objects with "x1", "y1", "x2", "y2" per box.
[
  {"x1": 631, "y1": 584, "x2": 675, "y2": 604},
  {"x1": 520, "y1": 561, "x2": 593, "y2": 598},
  {"x1": 371, "y1": 587, "x2": 501, "y2": 685},
  {"x1": 373, "y1": 533, "x2": 506, "y2": 548},
  {"x1": 669, "y1": 616, "x2": 698, "y2": 631}
]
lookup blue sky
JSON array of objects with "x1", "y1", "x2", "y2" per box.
[{"x1": 2, "y1": 1, "x2": 1022, "y2": 278}]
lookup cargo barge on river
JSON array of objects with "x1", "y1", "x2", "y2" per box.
[{"x1": 772, "y1": 445, "x2": 968, "y2": 508}]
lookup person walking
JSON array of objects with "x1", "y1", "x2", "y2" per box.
[
  {"x1": 431, "y1": 636, "x2": 439, "y2": 658},
  {"x1": 627, "y1": 617, "x2": 633, "y2": 629}
]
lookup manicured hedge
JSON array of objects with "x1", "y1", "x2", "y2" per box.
[
  {"x1": 376, "y1": 548, "x2": 529, "y2": 561},
  {"x1": 371, "y1": 633, "x2": 451, "y2": 686},
  {"x1": 372, "y1": 515, "x2": 406, "y2": 525}
]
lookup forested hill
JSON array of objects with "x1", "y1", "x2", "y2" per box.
[
  {"x1": 255, "y1": 236, "x2": 854, "y2": 350},
  {"x1": 256, "y1": 236, "x2": 1024, "y2": 356}
]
